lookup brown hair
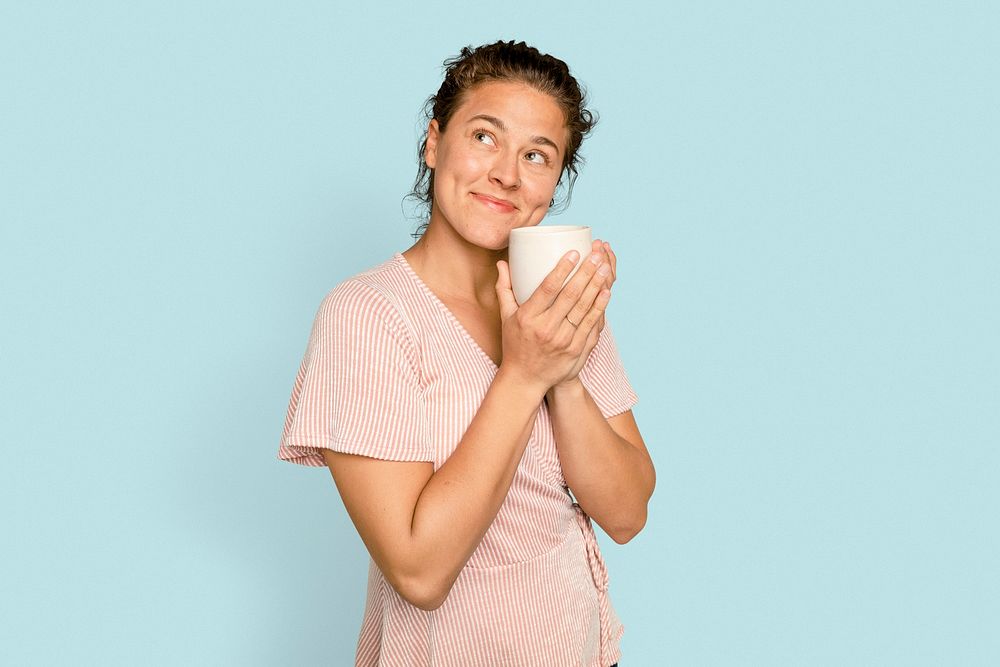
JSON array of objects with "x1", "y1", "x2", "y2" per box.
[{"x1": 408, "y1": 40, "x2": 597, "y2": 238}]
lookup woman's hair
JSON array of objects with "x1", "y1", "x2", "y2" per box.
[{"x1": 408, "y1": 40, "x2": 597, "y2": 238}]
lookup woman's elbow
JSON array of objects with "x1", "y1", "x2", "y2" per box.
[
  {"x1": 391, "y1": 572, "x2": 453, "y2": 612},
  {"x1": 402, "y1": 586, "x2": 448, "y2": 612},
  {"x1": 608, "y1": 509, "x2": 648, "y2": 545}
]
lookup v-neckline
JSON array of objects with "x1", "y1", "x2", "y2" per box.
[{"x1": 394, "y1": 252, "x2": 500, "y2": 372}]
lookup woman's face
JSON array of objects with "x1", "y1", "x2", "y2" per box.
[{"x1": 424, "y1": 80, "x2": 567, "y2": 251}]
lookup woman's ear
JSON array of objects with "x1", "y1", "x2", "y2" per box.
[{"x1": 424, "y1": 119, "x2": 440, "y2": 169}]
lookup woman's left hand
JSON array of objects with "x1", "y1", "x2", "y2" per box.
[{"x1": 551, "y1": 239, "x2": 617, "y2": 389}]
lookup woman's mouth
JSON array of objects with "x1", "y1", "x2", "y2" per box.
[{"x1": 472, "y1": 193, "x2": 516, "y2": 213}]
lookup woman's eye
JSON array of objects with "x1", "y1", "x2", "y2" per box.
[
  {"x1": 525, "y1": 151, "x2": 548, "y2": 165},
  {"x1": 473, "y1": 130, "x2": 495, "y2": 146}
]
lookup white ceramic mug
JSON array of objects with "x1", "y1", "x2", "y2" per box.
[{"x1": 508, "y1": 225, "x2": 592, "y2": 305}]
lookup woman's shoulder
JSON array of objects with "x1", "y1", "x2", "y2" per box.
[
  {"x1": 317, "y1": 253, "x2": 421, "y2": 335},
  {"x1": 327, "y1": 253, "x2": 403, "y2": 296}
]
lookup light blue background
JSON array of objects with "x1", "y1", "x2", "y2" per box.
[{"x1": 2, "y1": 1, "x2": 997, "y2": 664}]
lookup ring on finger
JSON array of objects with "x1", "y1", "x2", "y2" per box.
[{"x1": 565, "y1": 315, "x2": 580, "y2": 327}]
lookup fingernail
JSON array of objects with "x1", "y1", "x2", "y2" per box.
[
  {"x1": 598, "y1": 263, "x2": 611, "y2": 275},
  {"x1": 589, "y1": 252, "x2": 602, "y2": 265},
  {"x1": 567, "y1": 250, "x2": 580, "y2": 262}
]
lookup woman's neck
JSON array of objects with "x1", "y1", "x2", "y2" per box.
[{"x1": 403, "y1": 222, "x2": 506, "y2": 309}]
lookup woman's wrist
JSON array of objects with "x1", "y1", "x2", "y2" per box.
[
  {"x1": 495, "y1": 364, "x2": 552, "y2": 402},
  {"x1": 545, "y1": 376, "x2": 585, "y2": 402}
]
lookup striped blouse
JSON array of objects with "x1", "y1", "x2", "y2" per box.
[{"x1": 279, "y1": 253, "x2": 639, "y2": 666}]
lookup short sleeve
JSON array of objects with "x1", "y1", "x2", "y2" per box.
[
  {"x1": 577, "y1": 322, "x2": 639, "y2": 419},
  {"x1": 278, "y1": 281, "x2": 431, "y2": 466}
]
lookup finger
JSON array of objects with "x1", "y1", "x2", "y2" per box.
[
  {"x1": 523, "y1": 250, "x2": 582, "y2": 313},
  {"x1": 603, "y1": 242, "x2": 617, "y2": 286},
  {"x1": 585, "y1": 318, "x2": 601, "y2": 353},
  {"x1": 545, "y1": 249, "x2": 606, "y2": 324},
  {"x1": 590, "y1": 240, "x2": 613, "y2": 288},
  {"x1": 592, "y1": 239, "x2": 608, "y2": 266},
  {"x1": 571, "y1": 286, "x2": 612, "y2": 348},
  {"x1": 562, "y1": 260, "x2": 611, "y2": 330},
  {"x1": 494, "y1": 260, "x2": 519, "y2": 320}
]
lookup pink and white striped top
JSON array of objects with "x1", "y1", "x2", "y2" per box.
[{"x1": 279, "y1": 253, "x2": 638, "y2": 666}]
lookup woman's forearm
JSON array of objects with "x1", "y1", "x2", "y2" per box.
[
  {"x1": 545, "y1": 378, "x2": 654, "y2": 543},
  {"x1": 404, "y1": 366, "x2": 547, "y2": 607}
]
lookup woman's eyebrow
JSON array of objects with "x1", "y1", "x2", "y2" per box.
[{"x1": 468, "y1": 114, "x2": 561, "y2": 155}]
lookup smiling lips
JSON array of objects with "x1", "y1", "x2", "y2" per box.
[{"x1": 472, "y1": 193, "x2": 516, "y2": 213}]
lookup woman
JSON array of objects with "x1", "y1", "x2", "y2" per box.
[{"x1": 279, "y1": 40, "x2": 655, "y2": 666}]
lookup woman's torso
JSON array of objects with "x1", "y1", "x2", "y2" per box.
[{"x1": 358, "y1": 254, "x2": 623, "y2": 665}]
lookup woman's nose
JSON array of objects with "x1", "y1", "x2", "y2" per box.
[{"x1": 488, "y1": 151, "x2": 521, "y2": 190}]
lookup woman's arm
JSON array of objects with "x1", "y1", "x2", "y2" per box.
[
  {"x1": 323, "y1": 365, "x2": 545, "y2": 611},
  {"x1": 544, "y1": 385, "x2": 655, "y2": 543},
  {"x1": 322, "y1": 250, "x2": 612, "y2": 611},
  {"x1": 545, "y1": 240, "x2": 655, "y2": 543}
]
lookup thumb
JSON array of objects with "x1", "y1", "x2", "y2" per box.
[{"x1": 495, "y1": 260, "x2": 519, "y2": 320}]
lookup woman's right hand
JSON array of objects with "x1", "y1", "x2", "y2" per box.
[{"x1": 495, "y1": 249, "x2": 612, "y2": 392}]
